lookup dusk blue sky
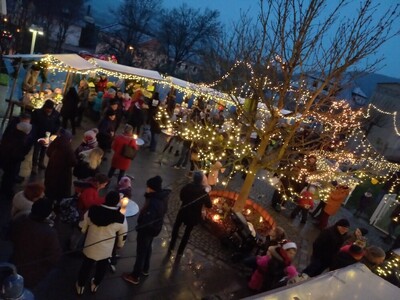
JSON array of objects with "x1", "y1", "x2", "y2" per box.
[{"x1": 90, "y1": 0, "x2": 400, "y2": 78}]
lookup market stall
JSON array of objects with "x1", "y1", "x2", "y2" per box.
[
  {"x1": 246, "y1": 263, "x2": 400, "y2": 299},
  {"x1": 1, "y1": 54, "x2": 96, "y2": 132}
]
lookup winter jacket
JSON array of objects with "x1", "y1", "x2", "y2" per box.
[
  {"x1": 11, "y1": 191, "x2": 34, "y2": 219},
  {"x1": 60, "y1": 88, "x2": 79, "y2": 118},
  {"x1": 31, "y1": 108, "x2": 60, "y2": 140},
  {"x1": 0, "y1": 130, "x2": 29, "y2": 167},
  {"x1": 80, "y1": 205, "x2": 127, "y2": 261},
  {"x1": 297, "y1": 190, "x2": 314, "y2": 209},
  {"x1": 248, "y1": 246, "x2": 297, "y2": 292},
  {"x1": 311, "y1": 225, "x2": 347, "y2": 266},
  {"x1": 78, "y1": 182, "x2": 105, "y2": 216},
  {"x1": 45, "y1": 136, "x2": 77, "y2": 200},
  {"x1": 97, "y1": 117, "x2": 116, "y2": 150},
  {"x1": 178, "y1": 182, "x2": 211, "y2": 227},
  {"x1": 78, "y1": 86, "x2": 90, "y2": 109},
  {"x1": 111, "y1": 134, "x2": 138, "y2": 170},
  {"x1": 330, "y1": 244, "x2": 364, "y2": 270},
  {"x1": 324, "y1": 187, "x2": 350, "y2": 216},
  {"x1": 137, "y1": 190, "x2": 170, "y2": 236},
  {"x1": 11, "y1": 214, "x2": 62, "y2": 288}
]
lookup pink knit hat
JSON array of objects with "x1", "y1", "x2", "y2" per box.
[
  {"x1": 83, "y1": 129, "x2": 98, "y2": 145},
  {"x1": 118, "y1": 176, "x2": 131, "y2": 189}
]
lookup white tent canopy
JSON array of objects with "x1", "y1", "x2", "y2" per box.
[
  {"x1": 245, "y1": 264, "x2": 399, "y2": 300},
  {"x1": 3, "y1": 54, "x2": 96, "y2": 71},
  {"x1": 90, "y1": 58, "x2": 163, "y2": 81}
]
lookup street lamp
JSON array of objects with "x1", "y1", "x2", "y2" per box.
[{"x1": 29, "y1": 24, "x2": 43, "y2": 54}]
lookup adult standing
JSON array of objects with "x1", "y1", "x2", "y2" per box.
[
  {"x1": 76, "y1": 191, "x2": 127, "y2": 295},
  {"x1": 60, "y1": 87, "x2": 79, "y2": 135},
  {"x1": 317, "y1": 185, "x2": 350, "y2": 229},
  {"x1": 73, "y1": 147, "x2": 104, "y2": 180},
  {"x1": 128, "y1": 97, "x2": 145, "y2": 135},
  {"x1": 76, "y1": 79, "x2": 90, "y2": 127},
  {"x1": 108, "y1": 124, "x2": 138, "y2": 181},
  {"x1": 44, "y1": 129, "x2": 77, "y2": 201},
  {"x1": 11, "y1": 182, "x2": 45, "y2": 219},
  {"x1": 168, "y1": 171, "x2": 211, "y2": 256},
  {"x1": 2, "y1": 113, "x2": 34, "y2": 184},
  {"x1": 97, "y1": 109, "x2": 116, "y2": 153},
  {"x1": 0, "y1": 122, "x2": 32, "y2": 196},
  {"x1": 31, "y1": 100, "x2": 61, "y2": 174},
  {"x1": 11, "y1": 197, "x2": 62, "y2": 289},
  {"x1": 303, "y1": 218, "x2": 350, "y2": 277},
  {"x1": 122, "y1": 176, "x2": 170, "y2": 285}
]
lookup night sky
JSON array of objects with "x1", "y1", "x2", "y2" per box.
[{"x1": 89, "y1": 0, "x2": 400, "y2": 78}]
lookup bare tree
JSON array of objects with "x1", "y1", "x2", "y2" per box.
[
  {"x1": 161, "y1": 0, "x2": 400, "y2": 211},
  {"x1": 99, "y1": 0, "x2": 162, "y2": 65},
  {"x1": 157, "y1": 4, "x2": 222, "y2": 75}
]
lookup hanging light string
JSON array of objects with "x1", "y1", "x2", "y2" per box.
[{"x1": 363, "y1": 103, "x2": 400, "y2": 136}]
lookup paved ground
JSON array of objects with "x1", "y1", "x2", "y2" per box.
[{"x1": 0, "y1": 116, "x2": 394, "y2": 299}]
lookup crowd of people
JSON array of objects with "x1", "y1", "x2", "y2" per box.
[{"x1": 0, "y1": 74, "x2": 397, "y2": 298}]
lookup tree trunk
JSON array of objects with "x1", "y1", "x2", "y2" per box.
[{"x1": 233, "y1": 136, "x2": 270, "y2": 212}]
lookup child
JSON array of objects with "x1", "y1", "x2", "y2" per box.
[
  {"x1": 118, "y1": 176, "x2": 132, "y2": 199},
  {"x1": 290, "y1": 185, "x2": 316, "y2": 224}
]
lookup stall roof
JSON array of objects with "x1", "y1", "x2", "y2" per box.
[
  {"x1": 90, "y1": 58, "x2": 163, "y2": 81},
  {"x1": 245, "y1": 263, "x2": 400, "y2": 300},
  {"x1": 3, "y1": 54, "x2": 96, "y2": 71}
]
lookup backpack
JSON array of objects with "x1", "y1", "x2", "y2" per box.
[{"x1": 57, "y1": 195, "x2": 80, "y2": 225}]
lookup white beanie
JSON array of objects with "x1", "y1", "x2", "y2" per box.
[{"x1": 282, "y1": 241, "x2": 297, "y2": 251}]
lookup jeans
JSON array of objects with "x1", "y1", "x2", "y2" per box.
[
  {"x1": 32, "y1": 142, "x2": 46, "y2": 167},
  {"x1": 175, "y1": 144, "x2": 190, "y2": 167},
  {"x1": 77, "y1": 255, "x2": 109, "y2": 286},
  {"x1": 132, "y1": 231, "x2": 154, "y2": 277},
  {"x1": 108, "y1": 167, "x2": 126, "y2": 182},
  {"x1": 169, "y1": 213, "x2": 195, "y2": 255},
  {"x1": 62, "y1": 116, "x2": 76, "y2": 135},
  {"x1": 150, "y1": 133, "x2": 158, "y2": 152}
]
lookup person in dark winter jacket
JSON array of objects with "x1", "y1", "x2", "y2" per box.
[
  {"x1": 60, "y1": 87, "x2": 79, "y2": 135},
  {"x1": 168, "y1": 171, "x2": 211, "y2": 255},
  {"x1": 0, "y1": 122, "x2": 32, "y2": 196},
  {"x1": 31, "y1": 100, "x2": 61, "y2": 174},
  {"x1": 76, "y1": 191, "x2": 127, "y2": 295},
  {"x1": 97, "y1": 109, "x2": 116, "y2": 152},
  {"x1": 2, "y1": 112, "x2": 34, "y2": 184},
  {"x1": 122, "y1": 176, "x2": 170, "y2": 285},
  {"x1": 73, "y1": 147, "x2": 104, "y2": 180},
  {"x1": 11, "y1": 197, "x2": 62, "y2": 289},
  {"x1": 303, "y1": 218, "x2": 350, "y2": 277},
  {"x1": 330, "y1": 243, "x2": 364, "y2": 271},
  {"x1": 44, "y1": 128, "x2": 77, "y2": 200},
  {"x1": 76, "y1": 80, "x2": 90, "y2": 127}
]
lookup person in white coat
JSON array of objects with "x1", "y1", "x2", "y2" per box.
[{"x1": 76, "y1": 191, "x2": 127, "y2": 295}]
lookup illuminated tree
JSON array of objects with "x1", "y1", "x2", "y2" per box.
[{"x1": 160, "y1": 0, "x2": 400, "y2": 212}]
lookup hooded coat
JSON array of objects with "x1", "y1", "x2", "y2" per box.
[
  {"x1": 178, "y1": 181, "x2": 211, "y2": 227},
  {"x1": 324, "y1": 186, "x2": 350, "y2": 216},
  {"x1": 45, "y1": 135, "x2": 77, "y2": 200},
  {"x1": 311, "y1": 225, "x2": 347, "y2": 266},
  {"x1": 80, "y1": 205, "x2": 127, "y2": 261},
  {"x1": 111, "y1": 133, "x2": 138, "y2": 170}
]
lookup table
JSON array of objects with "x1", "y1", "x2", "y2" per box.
[
  {"x1": 123, "y1": 199, "x2": 139, "y2": 217},
  {"x1": 135, "y1": 138, "x2": 144, "y2": 146}
]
